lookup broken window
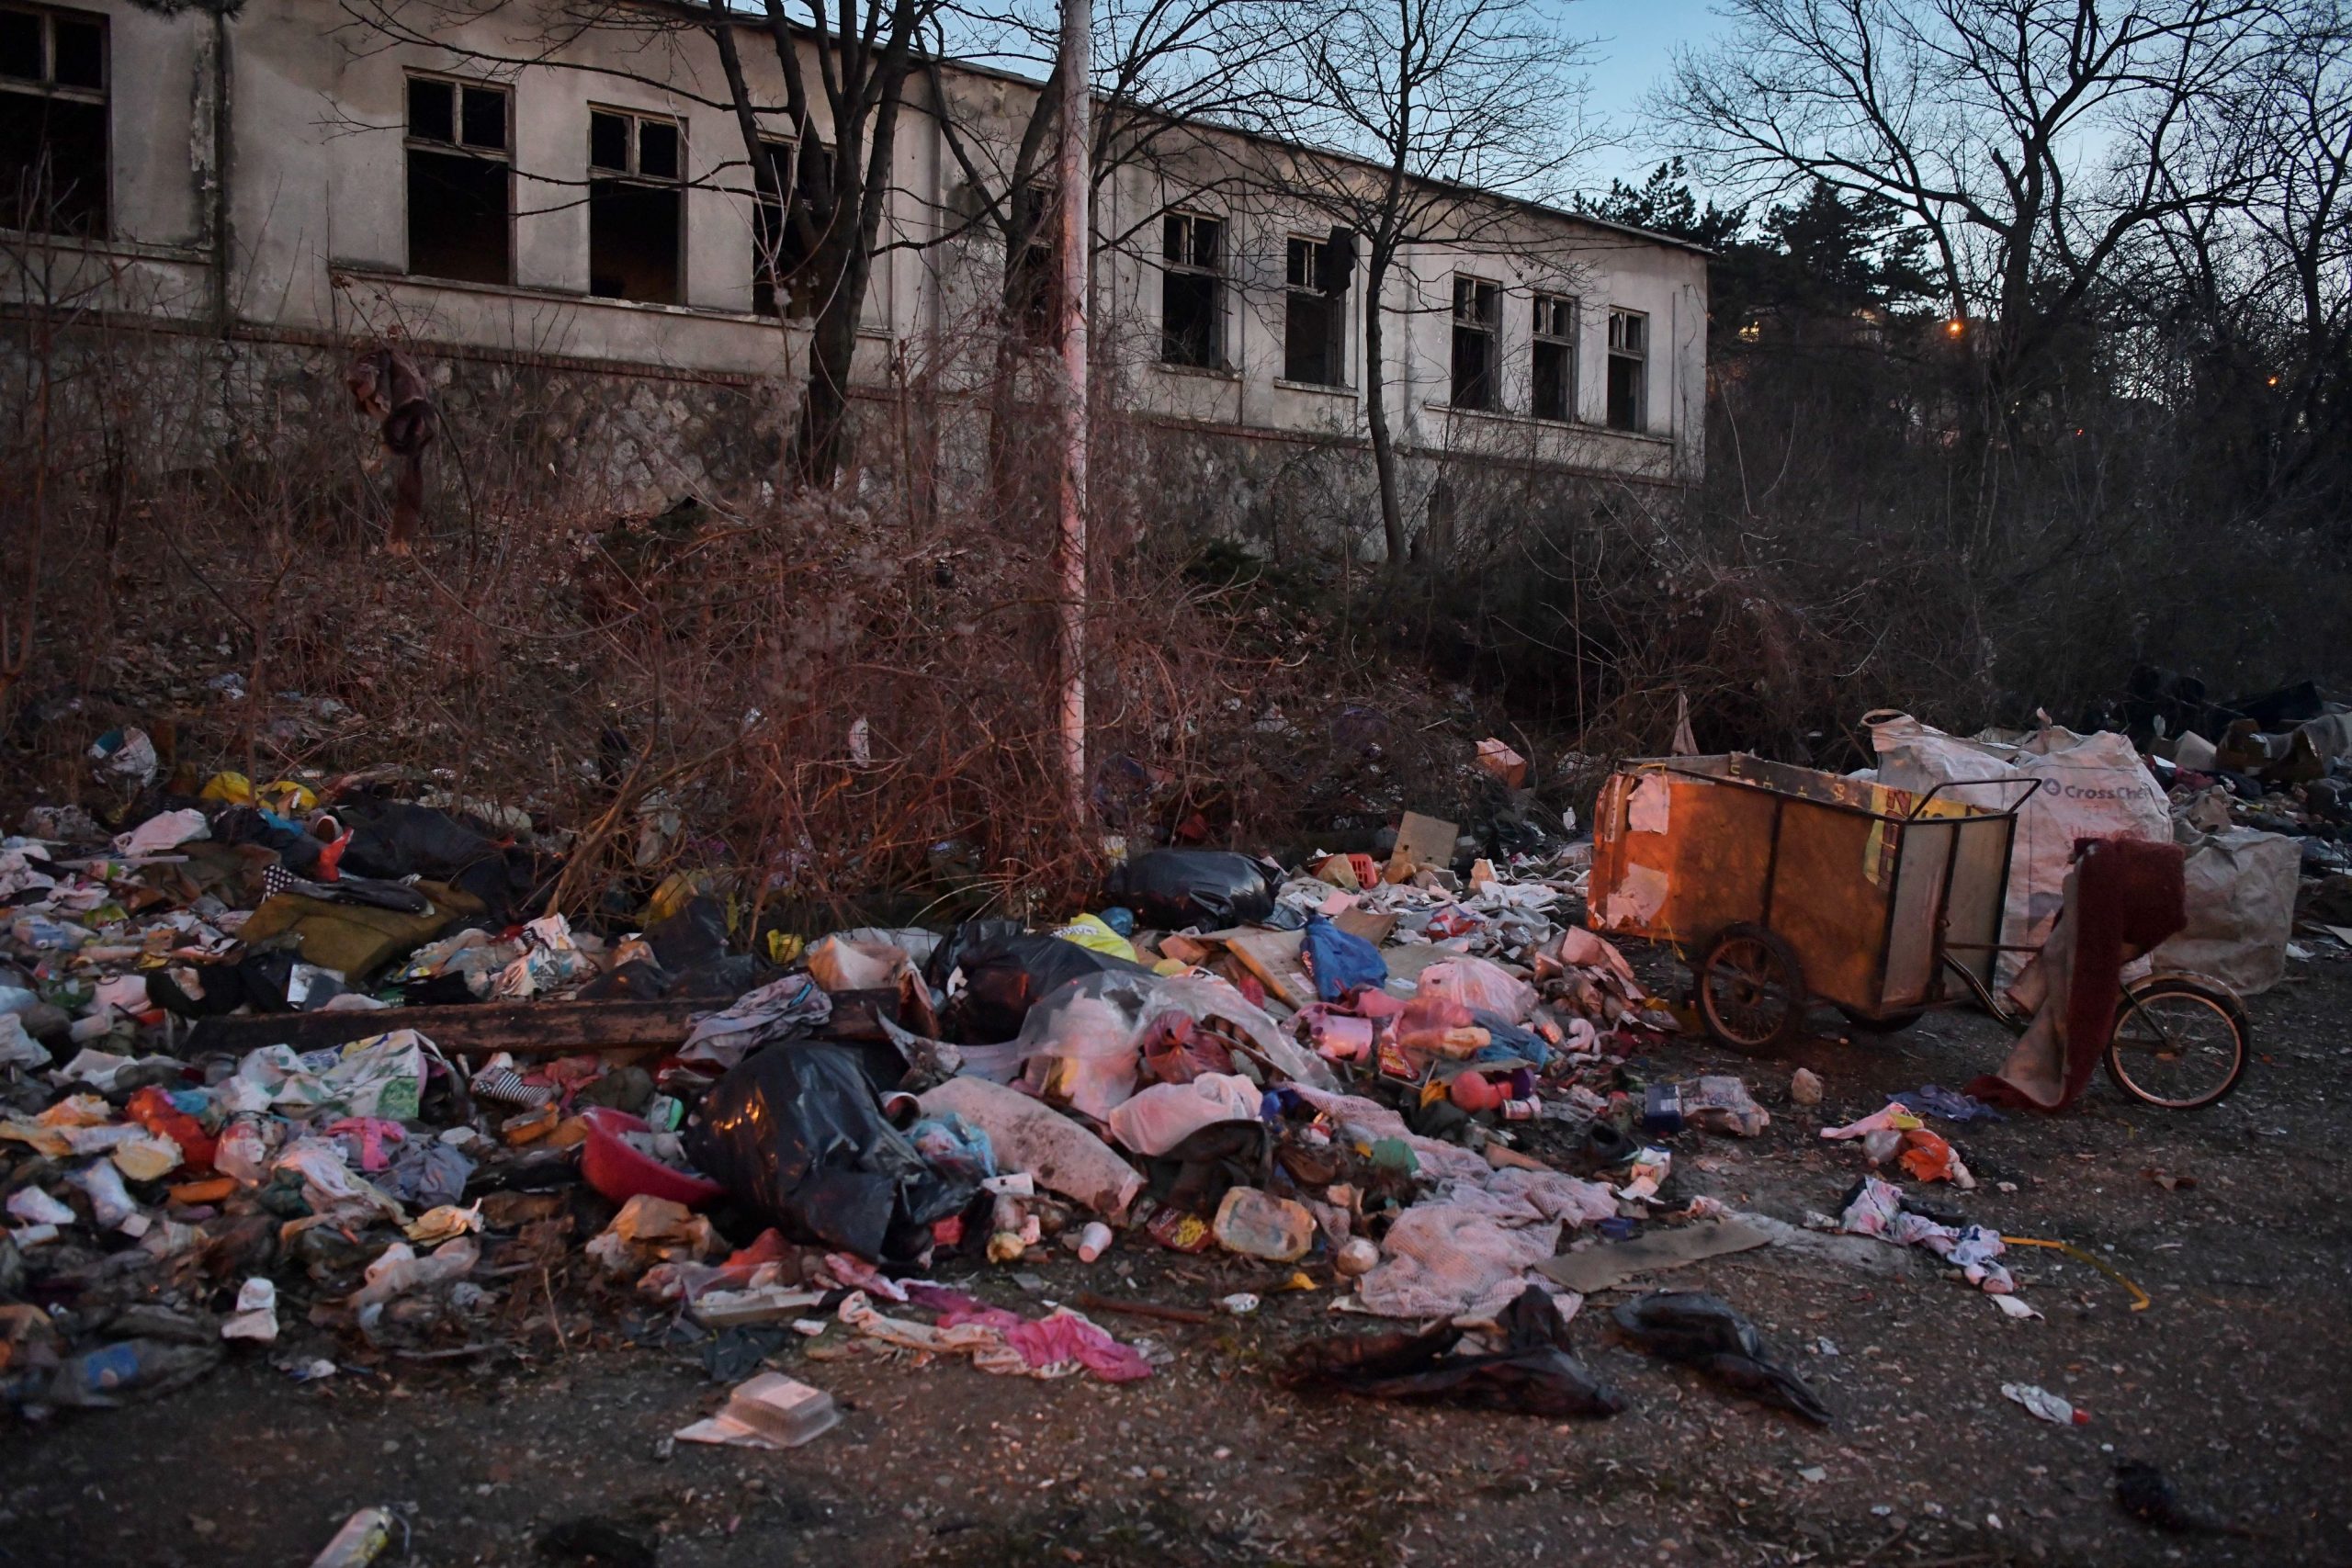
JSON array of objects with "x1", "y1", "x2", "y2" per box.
[
  {"x1": 1002, "y1": 183, "x2": 1057, "y2": 344},
  {"x1": 1607, "y1": 307, "x2": 1647, "y2": 432},
  {"x1": 0, "y1": 4, "x2": 107, "y2": 237},
  {"x1": 1532, "y1": 293, "x2": 1576, "y2": 422},
  {"x1": 752, "y1": 138, "x2": 828, "y2": 318},
  {"x1": 588, "y1": 107, "x2": 683, "y2": 304},
  {"x1": 404, "y1": 74, "x2": 510, "y2": 285},
  {"x1": 1450, "y1": 276, "x2": 1500, "y2": 411},
  {"x1": 1283, "y1": 232, "x2": 1349, "y2": 387},
  {"x1": 1160, "y1": 210, "x2": 1223, "y2": 369}
]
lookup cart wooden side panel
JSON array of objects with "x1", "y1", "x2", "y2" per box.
[
  {"x1": 1764, "y1": 796, "x2": 1893, "y2": 1012},
  {"x1": 1590, "y1": 754, "x2": 2025, "y2": 1020},
  {"x1": 1589, "y1": 766, "x2": 1775, "y2": 945}
]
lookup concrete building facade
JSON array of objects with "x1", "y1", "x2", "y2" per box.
[{"x1": 0, "y1": 0, "x2": 1708, "y2": 517}]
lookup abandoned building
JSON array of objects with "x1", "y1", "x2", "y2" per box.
[{"x1": 0, "y1": 0, "x2": 1709, "y2": 526}]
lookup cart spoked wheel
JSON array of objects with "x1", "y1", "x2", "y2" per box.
[
  {"x1": 1697, "y1": 923, "x2": 1809, "y2": 1054},
  {"x1": 2105, "y1": 976, "x2": 2250, "y2": 1111}
]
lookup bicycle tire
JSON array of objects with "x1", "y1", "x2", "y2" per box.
[{"x1": 2104, "y1": 975, "x2": 2250, "y2": 1111}]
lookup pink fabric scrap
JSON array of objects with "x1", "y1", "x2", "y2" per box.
[{"x1": 321, "y1": 1116, "x2": 406, "y2": 1171}]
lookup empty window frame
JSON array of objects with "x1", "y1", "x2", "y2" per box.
[
  {"x1": 0, "y1": 5, "x2": 107, "y2": 237},
  {"x1": 1283, "y1": 233, "x2": 1348, "y2": 387},
  {"x1": 1160, "y1": 210, "x2": 1223, "y2": 369},
  {"x1": 1532, "y1": 293, "x2": 1576, "y2": 422},
  {"x1": 1003, "y1": 183, "x2": 1057, "y2": 344},
  {"x1": 1450, "y1": 276, "x2": 1500, "y2": 411},
  {"x1": 1607, "y1": 307, "x2": 1647, "y2": 432},
  {"x1": 404, "y1": 74, "x2": 510, "y2": 284},
  {"x1": 752, "y1": 138, "x2": 829, "y2": 318},
  {"x1": 588, "y1": 107, "x2": 683, "y2": 304}
]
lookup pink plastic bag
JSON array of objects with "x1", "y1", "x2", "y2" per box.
[{"x1": 1418, "y1": 955, "x2": 1537, "y2": 1021}]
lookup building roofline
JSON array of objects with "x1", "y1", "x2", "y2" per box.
[{"x1": 683, "y1": 3, "x2": 1712, "y2": 260}]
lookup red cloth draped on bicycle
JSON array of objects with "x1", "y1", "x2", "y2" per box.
[{"x1": 1967, "y1": 837, "x2": 2187, "y2": 1113}]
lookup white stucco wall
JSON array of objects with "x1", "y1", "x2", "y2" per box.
[{"x1": 6, "y1": 0, "x2": 1708, "y2": 486}]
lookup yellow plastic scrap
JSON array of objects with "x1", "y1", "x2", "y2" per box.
[
  {"x1": 258, "y1": 779, "x2": 318, "y2": 815},
  {"x1": 766, "y1": 931, "x2": 807, "y2": 965},
  {"x1": 2001, "y1": 1235, "x2": 2153, "y2": 1312},
  {"x1": 1052, "y1": 913, "x2": 1139, "y2": 964},
  {"x1": 198, "y1": 772, "x2": 255, "y2": 806}
]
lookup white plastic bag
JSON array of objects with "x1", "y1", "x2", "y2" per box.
[
  {"x1": 2151, "y1": 824, "x2": 2299, "y2": 994},
  {"x1": 1417, "y1": 956, "x2": 1537, "y2": 1022},
  {"x1": 1870, "y1": 714, "x2": 2169, "y2": 983},
  {"x1": 1105, "y1": 1073, "x2": 1262, "y2": 1157}
]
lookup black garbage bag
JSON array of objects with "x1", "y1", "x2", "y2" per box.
[
  {"x1": 924, "y1": 918, "x2": 1030, "y2": 992},
  {"x1": 1611, "y1": 1290, "x2": 1831, "y2": 1425},
  {"x1": 1103, "y1": 849, "x2": 1282, "y2": 931},
  {"x1": 944, "y1": 933, "x2": 1154, "y2": 1043},
  {"x1": 334, "y1": 800, "x2": 548, "y2": 922},
  {"x1": 684, "y1": 1043, "x2": 974, "y2": 1264},
  {"x1": 1277, "y1": 1286, "x2": 1624, "y2": 1417},
  {"x1": 644, "y1": 897, "x2": 729, "y2": 973}
]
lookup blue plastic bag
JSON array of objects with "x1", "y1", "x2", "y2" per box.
[{"x1": 1302, "y1": 913, "x2": 1387, "y2": 1001}]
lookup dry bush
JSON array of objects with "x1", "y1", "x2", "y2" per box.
[{"x1": 0, "y1": 308, "x2": 1515, "y2": 927}]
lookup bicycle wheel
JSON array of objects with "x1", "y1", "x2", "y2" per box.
[
  {"x1": 2105, "y1": 976, "x2": 2249, "y2": 1110},
  {"x1": 1698, "y1": 923, "x2": 1808, "y2": 1054}
]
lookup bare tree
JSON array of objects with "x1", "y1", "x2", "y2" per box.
[
  {"x1": 1660, "y1": 0, "x2": 2280, "y2": 412},
  {"x1": 1250, "y1": 0, "x2": 1600, "y2": 566},
  {"x1": 339, "y1": 0, "x2": 953, "y2": 486},
  {"x1": 933, "y1": 1, "x2": 1290, "y2": 306}
]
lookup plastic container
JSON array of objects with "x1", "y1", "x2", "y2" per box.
[
  {"x1": 1077, "y1": 1221, "x2": 1114, "y2": 1262},
  {"x1": 581, "y1": 1107, "x2": 725, "y2": 1208},
  {"x1": 1642, "y1": 1082, "x2": 1685, "y2": 1135},
  {"x1": 725, "y1": 1372, "x2": 841, "y2": 1447},
  {"x1": 1211, "y1": 1186, "x2": 1315, "y2": 1262}
]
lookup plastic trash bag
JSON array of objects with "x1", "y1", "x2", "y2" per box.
[
  {"x1": 1012, "y1": 974, "x2": 1156, "y2": 1121},
  {"x1": 1106, "y1": 1073, "x2": 1263, "y2": 1157},
  {"x1": 1302, "y1": 913, "x2": 1386, "y2": 1001},
  {"x1": 1102, "y1": 850, "x2": 1281, "y2": 931},
  {"x1": 1013, "y1": 972, "x2": 1335, "y2": 1120},
  {"x1": 807, "y1": 934, "x2": 919, "y2": 993},
  {"x1": 1279, "y1": 1286, "x2": 1623, "y2": 1417},
  {"x1": 947, "y1": 933, "x2": 1155, "y2": 1043},
  {"x1": 1611, "y1": 1290, "x2": 1831, "y2": 1425},
  {"x1": 1052, "y1": 914, "x2": 1140, "y2": 964},
  {"x1": 1418, "y1": 956, "x2": 1537, "y2": 1022},
  {"x1": 684, "y1": 1043, "x2": 975, "y2": 1263}
]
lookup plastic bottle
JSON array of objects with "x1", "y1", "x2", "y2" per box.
[
  {"x1": 309, "y1": 1507, "x2": 395, "y2": 1567},
  {"x1": 47, "y1": 1339, "x2": 220, "y2": 1406}
]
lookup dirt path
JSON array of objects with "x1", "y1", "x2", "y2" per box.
[{"x1": 5, "y1": 952, "x2": 2346, "y2": 1567}]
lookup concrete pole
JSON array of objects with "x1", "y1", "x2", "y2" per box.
[{"x1": 1055, "y1": 0, "x2": 1091, "y2": 825}]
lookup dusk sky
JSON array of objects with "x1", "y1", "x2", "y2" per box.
[{"x1": 1552, "y1": 0, "x2": 1730, "y2": 189}]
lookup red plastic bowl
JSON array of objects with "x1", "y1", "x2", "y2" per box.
[{"x1": 579, "y1": 1107, "x2": 726, "y2": 1208}]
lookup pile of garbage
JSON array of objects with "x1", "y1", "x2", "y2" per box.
[{"x1": 0, "y1": 759, "x2": 1860, "y2": 1427}]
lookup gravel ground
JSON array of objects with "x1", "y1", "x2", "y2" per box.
[{"x1": 4, "y1": 946, "x2": 2347, "y2": 1568}]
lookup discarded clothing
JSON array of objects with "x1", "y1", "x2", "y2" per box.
[
  {"x1": 680, "y1": 975, "x2": 831, "y2": 1069},
  {"x1": 1894, "y1": 1084, "x2": 2004, "y2": 1123},
  {"x1": 1837, "y1": 1176, "x2": 2014, "y2": 1292},
  {"x1": 838, "y1": 1290, "x2": 1151, "y2": 1382},
  {"x1": 1968, "y1": 837, "x2": 2186, "y2": 1111}
]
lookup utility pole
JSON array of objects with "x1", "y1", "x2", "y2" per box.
[{"x1": 1055, "y1": 0, "x2": 1091, "y2": 824}]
